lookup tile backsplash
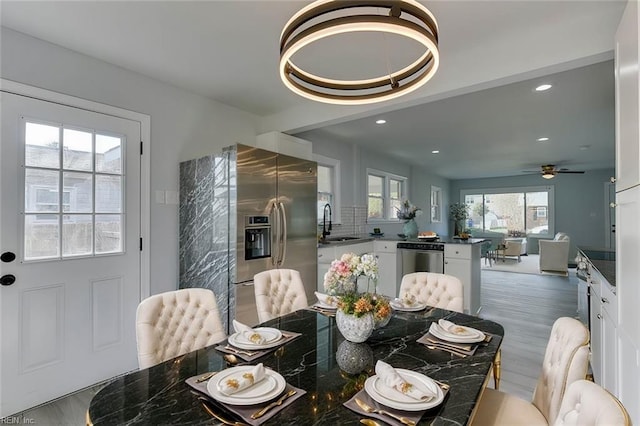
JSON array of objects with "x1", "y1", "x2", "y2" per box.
[{"x1": 318, "y1": 205, "x2": 367, "y2": 237}]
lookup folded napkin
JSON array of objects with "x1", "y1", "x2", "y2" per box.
[
  {"x1": 314, "y1": 291, "x2": 337, "y2": 307},
  {"x1": 217, "y1": 363, "x2": 266, "y2": 395},
  {"x1": 215, "y1": 331, "x2": 302, "y2": 362},
  {"x1": 233, "y1": 319, "x2": 266, "y2": 345},
  {"x1": 375, "y1": 360, "x2": 437, "y2": 401},
  {"x1": 437, "y1": 319, "x2": 474, "y2": 336}
]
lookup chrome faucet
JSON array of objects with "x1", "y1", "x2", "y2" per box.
[{"x1": 322, "y1": 203, "x2": 332, "y2": 240}]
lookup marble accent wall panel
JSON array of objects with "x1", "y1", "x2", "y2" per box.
[{"x1": 179, "y1": 152, "x2": 231, "y2": 332}]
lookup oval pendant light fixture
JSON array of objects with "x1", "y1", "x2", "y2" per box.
[{"x1": 279, "y1": 0, "x2": 440, "y2": 105}]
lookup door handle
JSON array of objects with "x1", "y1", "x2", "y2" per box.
[
  {"x1": 1, "y1": 274, "x2": 16, "y2": 286},
  {"x1": 278, "y1": 202, "x2": 287, "y2": 266},
  {"x1": 1, "y1": 252, "x2": 16, "y2": 263}
]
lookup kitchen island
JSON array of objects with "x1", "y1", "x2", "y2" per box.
[{"x1": 318, "y1": 236, "x2": 486, "y2": 314}]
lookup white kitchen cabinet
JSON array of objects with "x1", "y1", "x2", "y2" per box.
[
  {"x1": 443, "y1": 243, "x2": 481, "y2": 314},
  {"x1": 316, "y1": 241, "x2": 375, "y2": 292},
  {"x1": 373, "y1": 240, "x2": 399, "y2": 298},
  {"x1": 615, "y1": 0, "x2": 640, "y2": 191},
  {"x1": 618, "y1": 330, "x2": 640, "y2": 423},
  {"x1": 588, "y1": 265, "x2": 618, "y2": 395}
]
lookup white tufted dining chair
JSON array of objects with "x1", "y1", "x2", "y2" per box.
[
  {"x1": 135, "y1": 288, "x2": 227, "y2": 370},
  {"x1": 253, "y1": 268, "x2": 309, "y2": 323},
  {"x1": 471, "y1": 317, "x2": 590, "y2": 426},
  {"x1": 398, "y1": 272, "x2": 464, "y2": 313},
  {"x1": 554, "y1": 380, "x2": 631, "y2": 426}
]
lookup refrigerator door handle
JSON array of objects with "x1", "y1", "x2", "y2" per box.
[
  {"x1": 278, "y1": 202, "x2": 287, "y2": 266},
  {"x1": 271, "y1": 201, "x2": 279, "y2": 267}
]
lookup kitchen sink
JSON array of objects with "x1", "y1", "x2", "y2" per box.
[{"x1": 320, "y1": 236, "x2": 363, "y2": 243}]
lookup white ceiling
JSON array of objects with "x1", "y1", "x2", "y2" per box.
[{"x1": 1, "y1": 0, "x2": 627, "y2": 179}]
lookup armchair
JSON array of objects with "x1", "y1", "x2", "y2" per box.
[
  {"x1": 539, "y1": 232, "x2": 570, "y2": 273},
  {"x1": 503, "y1": 238, "x2": 527, "y2": 262}
]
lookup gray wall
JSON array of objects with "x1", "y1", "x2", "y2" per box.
[
  {"x1": 1, "y1": 28, "x2": 260, "y2": 295},
  {"x1": 450, "y1": 168, "x2": 615, "y2": 259},
  {"x1": 310, "y1": 134, "x2": 452, "y2": 237}
]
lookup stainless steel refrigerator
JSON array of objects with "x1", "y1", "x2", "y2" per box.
[{"x1": 179, "y1": 144, "x2": 317, "y2": 331}]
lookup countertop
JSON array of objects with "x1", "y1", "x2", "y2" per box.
[
  {"x1": 578, "y1": 247, "x2": 616, "y2": 287},
  {"x1": 318, "y1": 235, "x2": 487, "y2": 247}
]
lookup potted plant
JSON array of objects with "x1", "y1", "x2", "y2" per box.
[
  {"x1": 449, "y1": 202, "x2": 469, "y2": 236},
  {"x1": 323, "y1": 253, "x2": 391, "y2": 342}
]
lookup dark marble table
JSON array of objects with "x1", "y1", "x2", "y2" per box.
[{"x1": 87, "y1": 308, "x2": 503, "y2": 425}]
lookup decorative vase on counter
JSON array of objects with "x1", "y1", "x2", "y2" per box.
[
  {"x1": 403, "y1": 218, "x2": 419, "y2": 239},
  {"x1": 336, "y1": 310, "x2": 375, "y2": 343}
]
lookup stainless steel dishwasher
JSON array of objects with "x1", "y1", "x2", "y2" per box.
[{"x1": 397, "y1": 242, "x2": 445, "y2": 276}]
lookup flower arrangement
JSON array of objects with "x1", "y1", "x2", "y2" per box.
[
  {"x1": 323, "y1": 252, "x2": 379, "y2": 295},
  {"x1": 337, "y1": 292, "x2": 391, "y2": 320},
  {"x1": 323, "y1": 252, "x2": 391, "y2": 323},
  {"x1": 395, "y1": 199, "x2": 421, "y2": 221}
]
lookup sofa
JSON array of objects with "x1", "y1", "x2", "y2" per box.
[{"x1": 539, "y1": 232, "x2": 570, "y2": 273}]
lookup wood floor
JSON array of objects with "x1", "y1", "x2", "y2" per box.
[
  {"x1": 479, "y1": 268, "x2": 579, "y2": 400},
  {"x1": 6, "y1": 269, "x2": 579, "y2": 425}
]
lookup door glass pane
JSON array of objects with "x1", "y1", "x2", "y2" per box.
[
  {"x1": 96, "y1": 175, "x2": 122, "y2": 213},
  {"x1": 62, "y1": 215, "x2": 92, "y2": 256},
  {"x1": 96, "y1": 215, "x2": 122, "y2": 254},
  {"x1": 24, "y1": 214, "x2": 60, "y2": 260},
  {"x1": 25, "y1": 122, "x2": 60, "y2": 168},
  {"x1": 25, "y1": 169, "x2": 59, "y2": 213},
  {"x1": 63, "y1": 172, "x2": 93, "y2": 213},
  {"x1": 96, "y1": 134, "x2": 122, "y2": 174},
  {"x1": 63, "y1": 128, "x2": 92, "y2": 171}
]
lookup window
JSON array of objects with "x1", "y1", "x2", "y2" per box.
[
  {"x1": 367, "y1": 168, "x2": 407, "y2": 221},
  {"x1": 315, "y1": 154, "x2": 341, "y2": 224},
  {"x1": 430, "y1": 186, "x2": 442, "y2": 222},
  {"x1": 461, "y1": 186, "x2": 553, "y2": 237},
  {"x1": 23, "y1": 121, "x2": 125, "y2": 260}
]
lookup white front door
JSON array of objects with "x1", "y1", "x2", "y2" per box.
[{"x1": 0, "y1": 92, "x2": 142, "y2": 416}]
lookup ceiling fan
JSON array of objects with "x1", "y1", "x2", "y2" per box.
[{"x1": 523, "y1": 164, "x2": 586, "y2": 179}]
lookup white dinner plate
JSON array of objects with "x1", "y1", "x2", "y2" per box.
[
  {"x1": 364, "y1": 369, "x2": 444, "y2": 411},
  {"x1": 207, "y1": 366, "x2": 286, "y2": 405},
  {"x1": 390, "y1": 299, "x2": 427, "y2": 312},
  {"x1": 314, "y1": 301, "x2": 338, "y2": 310},
  {"x1": 429, "y1": 323, "x2": 485, "y2": 343},
  {"x1": 227, "y1": 328, "x2": 284, "y2": 350}
]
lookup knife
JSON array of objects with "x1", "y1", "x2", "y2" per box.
[{"x1": 250, "y1": 389, "x2": 297, "y2": 419}]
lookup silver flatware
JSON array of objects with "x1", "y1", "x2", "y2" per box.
[
  {"x1": 250, "y1": 389, "x2": 297, "y2": 419},
  {"x1": 195, "y1": 371, "x2": 218, "y2": 383},
  {"x1": 199, "y1": 397, "x2": 248, "y2": 426},
  {"x1": 426, "y1": 337, "x2": 473, "y2": 351},
  {"x1": 224, "y1": 345, "x2": 257, "y2": 357},
  {"x1": 355, "y1": 398, "x2": 416, "y2": 426},
  {"x1": 426, "y1": 344, "x2": 468, "y2": 358}
]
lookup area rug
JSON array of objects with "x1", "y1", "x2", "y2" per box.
[{"x1": 481, "y1": 254, "x2": 569, "y2": 277}]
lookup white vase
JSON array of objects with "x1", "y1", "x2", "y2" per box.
[{"x1": 336, "y1": 310, "x2": 374, "y2": 343}]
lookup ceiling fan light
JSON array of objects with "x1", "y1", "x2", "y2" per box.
[
  {"x1": 542, "y1": 173, "x2": 555, "y2": 179},
  {"x1": 279, "y1": 0, "x2": 440, "y2": 105}
]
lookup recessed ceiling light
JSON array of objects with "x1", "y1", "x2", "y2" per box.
[
  {"x1": 432, "y1": 150, "x2": 440, "y2": 154},
  {"x1": 579, "y1": 145, "x2": 591, "y2": 150},
  {"x1": 535, "y1": 84, "x2": 552, "y2": 92},
  {"x1": 537, "y1": 137, "x2": 550, "y2": 142},
  {"x1": 375, "y1": 119, "x2": 387, "y2": 124}
]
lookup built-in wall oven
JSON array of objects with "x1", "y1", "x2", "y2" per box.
[{"x1": 397, "y1": 242, "x2": 445, "y2": 278}]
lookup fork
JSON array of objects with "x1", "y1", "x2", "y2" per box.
[
  {"x1": 224, "y1": 345, "x2": 257, "y2": 356},
  {"x1": 199, "y1": 397, "x2": 248, "y2": 426}
]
